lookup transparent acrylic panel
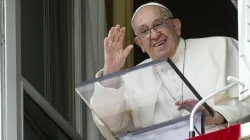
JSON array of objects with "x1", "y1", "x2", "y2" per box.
[
  {"x1": 75, "y1": 59, "x2": 212, "y2": 139},
  {"x1": 120, "y1": 113, "x2": 203, "y2": 140}
]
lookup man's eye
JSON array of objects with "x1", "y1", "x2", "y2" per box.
[
  {"x1": 155, "y1": 22, "x2": 163, "y2": 27},
  {"x1": 141, "y1": 29, "x2": 148, "y2": 34}
]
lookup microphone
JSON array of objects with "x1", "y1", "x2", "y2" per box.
[{"x1": 189, "y1": 76, "x2": 245, "y2": 138}]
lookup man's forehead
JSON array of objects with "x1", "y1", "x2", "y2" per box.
[{"x1": 133, "y1": 6, "x2": 163, "y2": 27}]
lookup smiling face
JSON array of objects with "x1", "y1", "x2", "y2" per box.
[{"x1": 133, "y1": 6, "x2": 182, "y2": 60}]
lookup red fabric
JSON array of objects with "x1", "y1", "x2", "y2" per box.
[{"x1": 187, "y1": 124, "x2": 241, "y2": 140}]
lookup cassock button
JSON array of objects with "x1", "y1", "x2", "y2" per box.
[
  {"x1": 176, "y1": 88, "x2": 180, "y2": 92},
  {"x1": 171, "y1": 71, "x2": 175, "y2": 75}
]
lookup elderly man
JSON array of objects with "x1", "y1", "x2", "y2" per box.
[{"x1": 90, "y1": 2, "x2": 250, "y2": 139}]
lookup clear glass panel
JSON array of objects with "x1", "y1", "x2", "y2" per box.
[
  {"x1": 76, "y1": 59, "x2": 211, "y2": 139},
  {"x1": 24, "y1": 91, "x2": 72, "y2": 140},
  {"x1": 21, "y1": 0, "x2": 74, "y2": 124},
  {"x1": 120, "y1": 113, "x2": 202, "y2": 140}
]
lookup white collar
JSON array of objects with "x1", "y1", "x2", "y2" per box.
[
  {"x1": 147, "y1": 37, "x2": 186, "y2": 63},
  {"x1": 171, "y1": 38, "x2": 186, "y2": 63}
]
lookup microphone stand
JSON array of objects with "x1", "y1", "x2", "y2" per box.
[{"x1": 189, "y1": 76, "x2": 245, "y2": 138}]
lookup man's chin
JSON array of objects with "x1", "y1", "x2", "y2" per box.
[
  {"x1": 150, "y1": 51, "x2": 171, "y2": 60},
  {"x1": 154, "y1": 50, "x2": 171, "y2": 58},
  {"x1": 159, "y1": 52, "x2": 171, "y2": 58},
  {"x1": 151, "y1": 55, "x2": 169, "y2": 61}
]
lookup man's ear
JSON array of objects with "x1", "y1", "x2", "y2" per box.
[
  {"x1": 134, "y1": 37, "x2": 145, "y2": 53},
  {"x1": 173, "y1": 18, "x2": 182, "y2": 37}
]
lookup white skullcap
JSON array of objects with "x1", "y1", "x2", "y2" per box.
[{"x1": 131, "y1": 2, "x2": 173, "y2": 25}]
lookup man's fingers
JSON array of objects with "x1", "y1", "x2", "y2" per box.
[
  {"x1": 182, "y1": 100, "x2": 194, "y2": 103},
  {"x1": 177, "y1": 101, "x2": 195, "y2": 111},
  {"x1": 113, "y1": 25, "x2": 120, "y2": 42},
  {"x1": 104, "y1": 37, "x2": 113, "y2": 53},
  {"x1": 177, "y1": 105, "x2": 187, "y2": 111},
  {"x1": 118, "y1": 27, "x2": 126, "y2": 45},
  {"x1": 179, "y1": 100, "x2": 197, "y2": 106},
  {"x1": 104, "y1": 38, "x2": 110, "y2": 48},
  {"x1": 178, "y1": 104, "x2": 193, "y2": 111},
  {"x1": 108, "y1": 27, "x2": 115, "y2": 42},
  {"x1": 175, "y1": 101, "x2": 181, "y2": 106},
  {"x1": 176, "y1": 99, "x2": 205, "y2": 112},
  {"x1": 122, "y1": 45, "x2": 133, "y2": 58}
]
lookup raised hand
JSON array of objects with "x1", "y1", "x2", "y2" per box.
[{"x1": 103, "y1": 25, "x2": 133, "y2": 75}]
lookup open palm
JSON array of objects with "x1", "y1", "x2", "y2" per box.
[{"x1": 103, "y1": 25, "x2": 133, "y2": 75}]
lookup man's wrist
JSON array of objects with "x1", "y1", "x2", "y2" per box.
[
  {"x1": 103, "y1": 65, "x2": 120, "y2": 76},
  {"x1": 212, "y1": 111, "x2": 226, "y2": 124},
  {"x1": 205, "y1": 111, "x2": 226, "y2": 125},
  {"x1": 103, "y1": 69, "x2": 118, "y2": 76}
]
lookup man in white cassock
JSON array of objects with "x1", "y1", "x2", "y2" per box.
[{"x1": 90, "y1": 2, "x2": 250, "y2": 140}]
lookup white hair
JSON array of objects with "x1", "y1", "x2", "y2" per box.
[{"x1": 131, "y1": 2, "x2": 173, "y2": 32}]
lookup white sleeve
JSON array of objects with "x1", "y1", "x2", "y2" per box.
[
  {"x1": 213, "y1": 37, "x2": 250, "y2": 124},
  {"x1": 90, "y1": 69, "x2": 133, "y2": 135},
  {"x1": 213, "y1": 99, "x2": 250, "y2": 124}
]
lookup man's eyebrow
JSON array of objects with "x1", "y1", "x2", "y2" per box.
[
  {"x1": 138, "y1": 18, "x2": 162, "y2": 29},
  {"x1": 139, "y1": 25, "x2": 148, "y2": 30},
  {"x1": 154, "y1": 18, "x2": 163, "y2": 22}
]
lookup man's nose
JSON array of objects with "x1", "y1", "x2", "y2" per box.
[{"x1": 150, "y1": 29, "x2": 160, "y2": 39}]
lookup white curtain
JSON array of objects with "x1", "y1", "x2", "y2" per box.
[
  {"x1": 74, "y1": 0, "x2": 107, "y2": 139},
  {"x1": 85, "y1": 0, "x2": 106, "y2": 80},
  {"x1": 80, "y1": 0, "x2": 107, "y2": 140}
]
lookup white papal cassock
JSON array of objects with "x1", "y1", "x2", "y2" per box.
[{"x1": 90, "y1": 36, "x2": 250, "y2": 140}]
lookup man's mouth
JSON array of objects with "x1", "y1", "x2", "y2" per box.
[{"x1": 153, "y1": 39, "x2": 167, "y2": 47}]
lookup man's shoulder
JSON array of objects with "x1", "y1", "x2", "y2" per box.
[
  {"x1": 186, "y1": 36, "x2": 237, "y2": 44},
  {"x1": 185, "y1": 36, "x2": 238, "y2": 50},
  {"x1": 122, "y1": 58, "x2": 157, "y2": 87},
  {"x1": 136, "y1": 58, "x2": 152, "y2": 66}
]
